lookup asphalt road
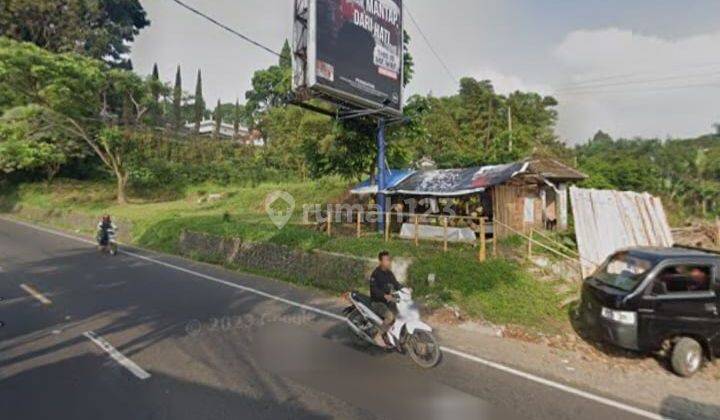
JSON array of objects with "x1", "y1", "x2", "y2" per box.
[{"x1": 0, "y1": 218, "x2": 664, "y2": 420}]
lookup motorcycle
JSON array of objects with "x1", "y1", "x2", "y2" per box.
[
  {"x1": 343, "y1": 288, "x2": 442, "y2": 368},
  {"x1": 96, "y1": 227, "x2": 118, "y2": 256}
]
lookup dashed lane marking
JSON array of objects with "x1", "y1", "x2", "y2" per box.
[
  {"x1": 83, "y1": 331, "x2": 151, "y2": 380},
  {"x1": 20, "y1": 283, "x2": 52, "y2": 305}
]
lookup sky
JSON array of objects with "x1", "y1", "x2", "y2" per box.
[{"x1": 131, "y1": 0, "x2": 720, "y2": 145}]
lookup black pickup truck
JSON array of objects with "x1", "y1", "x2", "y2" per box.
[{"x1": 580, "y1": 246, "x2": 720, "y2": 377}]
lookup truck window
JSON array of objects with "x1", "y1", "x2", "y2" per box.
[
  {"x1": 595, "y1": 252, "x2": 653, "y2": 292},
  {"x1": 656, "y1": 264, "x2": 712, "y2": 294}
]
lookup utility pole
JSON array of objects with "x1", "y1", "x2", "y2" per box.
[
  {"x1": 377, "y1": 118, "x2": 387, "y2": 233},
  {"x1": 485, "y1": 99, "x2": 493, "y2": 149},
  {"x1": 508, "y1": 105, "x2": 513, "y2": 153}
]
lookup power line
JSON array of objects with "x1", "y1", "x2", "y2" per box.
[
  {"x1": 556, "y1": 61, "x2": 720, "y2": 90},
  {"x1": 167, "y1": 0, "x2": 281, "y2": 58},
  {"x1": 404, "y1": 4, "x2": 459, "y2": 85},
  {"x1": 556, "y1": 71, "x2": 720, "y2": 93},
  {"x1": 558, "y1": 80, "x2": 720, "y2": 96}
]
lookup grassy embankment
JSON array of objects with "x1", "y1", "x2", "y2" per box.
[{"x1": 0, "y1": 179, "x2": 566, "y2": 331}]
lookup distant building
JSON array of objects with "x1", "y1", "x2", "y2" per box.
[
  {"x1": 184, "y1": 120, "x2": 265, "y2": 146},
  {"x1": 186, "y1": 120, "x2": 237, "y2": 139}
]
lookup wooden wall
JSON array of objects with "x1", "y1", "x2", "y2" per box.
[{"x1": 492, "y1": 183, "x2": 545, "y2": 238}]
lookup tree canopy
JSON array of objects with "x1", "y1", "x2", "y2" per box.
[
  {"x1": 0, "y1": 38, "x2": 161, "y2": 202},
  {"x1": 576, "y1": 130, "x2": 720, "y2": 217},
  {"x1": 0, "y1": 0, "x2": 149, "y2": 68}
]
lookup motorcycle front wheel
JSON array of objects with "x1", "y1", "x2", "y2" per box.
[{"x1": 406, "y1": 330, "x2": 441, "y2": 368}]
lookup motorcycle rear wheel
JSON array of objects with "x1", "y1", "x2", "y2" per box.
[{"x1": 406, "y1": 330, "x2": 441, "y2": 368}]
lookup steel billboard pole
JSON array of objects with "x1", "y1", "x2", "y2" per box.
[{"x1": 377, "y1": 117, "x2": 387, "y2": 233}]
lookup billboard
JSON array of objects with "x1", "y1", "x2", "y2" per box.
[{"x1": 294, "y1": 0, "x2": 404, "y2": 115}]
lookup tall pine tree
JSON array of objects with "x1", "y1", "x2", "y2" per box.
[
  {"x1": 193, "y1": 69, "x2": 205, "y2": 133},
  {"x1": 280, "y1": 40, "x2": 291, "y2": 69},
  {"x1": 172, "y1": 65, "x2": 183, "y2": 131},
  {"x1": 233, "y1": 99, "x2": 241, "y2": 139},
  {"x1": 214, "y1": 99, "x2": 222, "y2": 139},
  {"x1": 150, "y1": 63, "x2": 162, "y2": 126}
]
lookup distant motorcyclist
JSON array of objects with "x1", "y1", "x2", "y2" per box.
[
  {"x1": 96, "y1": 214, "x2": 117, "y2": 251},
  {"x1": 369, "y1": 251, "x2": 402, "y2": 347}
]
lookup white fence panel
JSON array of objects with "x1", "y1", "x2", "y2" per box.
[{"x1": 570, "y1": 188, "x2": 674, "y2": 277}]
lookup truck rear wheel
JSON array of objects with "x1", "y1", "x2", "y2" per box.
[{"x1": 671, "y1": 337, "x2": 704, "y2": 377}]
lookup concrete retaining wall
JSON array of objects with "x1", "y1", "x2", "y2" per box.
[{"x1": 178, "y1": 230, "x2": 380, "y2": 293}]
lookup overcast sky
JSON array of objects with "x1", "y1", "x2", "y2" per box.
[{"x1": 131, "y1": 0, "x2": 720, "y2": 144}]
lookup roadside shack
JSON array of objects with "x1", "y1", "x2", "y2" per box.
[{"x1": 351, "y1": 158, "x2": 586, "y2": 241}]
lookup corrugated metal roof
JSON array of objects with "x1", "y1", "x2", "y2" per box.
[{"x1": 526, "y1": 158, "x2": 587, "y2": 181}]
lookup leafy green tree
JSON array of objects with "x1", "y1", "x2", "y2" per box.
[
  {"x1": 0, "y1": 105, "x2": 88, "y2": 182},
  {"x1": 590, "y1": 130, "x2": 613, "y2": 144},
  {"x1": 714, "y1": 123, "x2": 720, "y2": 136},
  {"x1": 396, "y1": 78, "x2": 561, "y2": 168},
  {"x1": 245, "y1": 42, "x2": 293, "y2": 121},
  {"x1": 0, "y1": 38, "x2": 157, "y2": 203},
  {"x1": 0, "y1": 111, "x2": 43, "y2": 174},
  {"x1": 193, "y1": 69, "x2": 205, "y2": 133},
  {"x1": 0, "y1": 0, "x2": 149, "y2": 68},
  {"x1": 212, "y1": 102, "x2": 246, "y2": 126},
  {"x1": 259, "y1": 106, "x2": 314, "y2": 178}
]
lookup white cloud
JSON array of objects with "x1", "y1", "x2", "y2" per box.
[
  {"x1": 552, "y1": 28, "x2": 720, "y2": 143},
  {"x1": 472, "y1": 69, "x2": 552, "y2": 96}
]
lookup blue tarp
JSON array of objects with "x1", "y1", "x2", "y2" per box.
[{"x1": 350, "y1": 169, "x2": 416, "y2": 195}]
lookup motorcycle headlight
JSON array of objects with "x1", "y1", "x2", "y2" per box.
[{"x1": 601, "y1": 307, "x2": 637, "y2": 326}]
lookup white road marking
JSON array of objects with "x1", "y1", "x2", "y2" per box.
[
  {"x1": 440, "y1": 347, "x2": 663, "y2": 419},
  {"x1": 20, "y1": 283, "x2": 52, "y2": 305},
  {"x1": 83, "y1": 331, "x2": 151, "y2": 380},
  {"x1": 3, "y1": 217, "x2": 664, "y2": 419}
]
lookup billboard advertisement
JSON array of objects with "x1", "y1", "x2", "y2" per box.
[{"x1": 298, "y1": 0, "x2": 404, "y2": 115}]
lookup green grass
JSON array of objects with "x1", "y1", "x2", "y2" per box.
[
  {"x1": 408, "y1": 253, "x2": 565, "y2": 329},
  {"x1": 1, "y1": 178, "x2": 569, "y2": 331}
]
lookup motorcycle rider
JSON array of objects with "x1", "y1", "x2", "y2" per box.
[
  {"x1": 96, "y1": 214, "x2": 117, "y2": 251},
  {"x1": 370, "y1": 251, "x2": 402, "y2": 347}
]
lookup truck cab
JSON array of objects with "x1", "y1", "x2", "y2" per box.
[{"x1": 580, "y1": 247, "x2": 720, "y2": 377}]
